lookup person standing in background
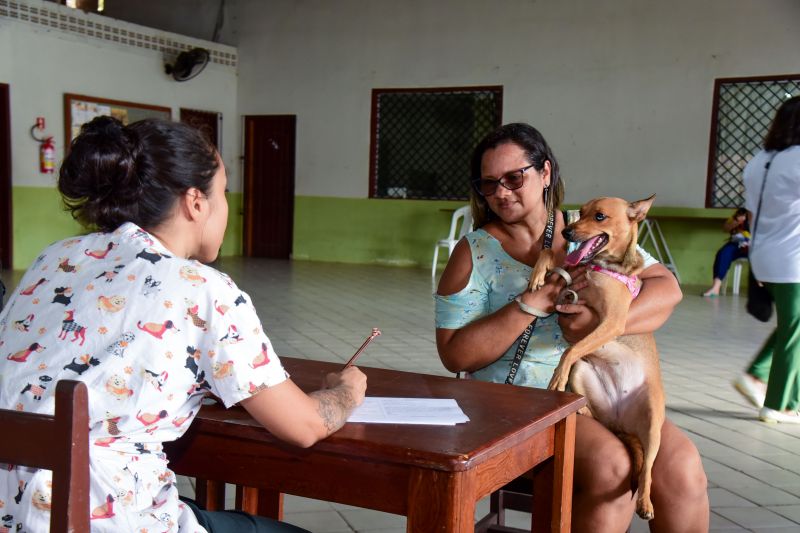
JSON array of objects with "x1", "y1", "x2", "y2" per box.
[{"x1": 733, "y1": 95, "x2": 800, "y2": 424}]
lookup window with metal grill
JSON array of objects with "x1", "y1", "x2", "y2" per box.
[
  {"x1": 369, "y1": 87, "x2": 502, "y2": 200},
  {"x1": 706, "y1": 75, "x2": 800, "y2": 208}
]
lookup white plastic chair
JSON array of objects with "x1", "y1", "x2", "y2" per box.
[
  {"x1": 722, "y1": 257, "x2": 748, "y2": 295},
  {"x1": 432, "y1": 205, "x2": 473, "y2": 277}
]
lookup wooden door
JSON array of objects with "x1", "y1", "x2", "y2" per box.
[
  {"x1": 243, "y1": 115, "x2": 296, "y2": 258},
  {"x1": 0, "y1": 84, "x2": 11, "y2": 270}
]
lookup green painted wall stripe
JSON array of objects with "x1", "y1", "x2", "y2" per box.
[
  {"x1": 293, "y1": 196, "x2": 464, "y2": 267},
  {"x1": 293, "y1": 196, "x2": 737, "y2": 287},
  {"x1": 11, "y1": 186, "x2": 243, "y2": 270},
  {"x1": 12, "y1": 186, "x2": 85, "y2": 270},
  {"x1": 8, "y1": 188, "x2": 738, "y2": 288}
]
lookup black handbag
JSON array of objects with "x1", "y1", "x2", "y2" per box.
[
  {"x1": 745, "y1": 156, "x2": 775, "y2": 322},
  {"x1": 746, "y1": 269, "x2": 773, "y2": 322}
]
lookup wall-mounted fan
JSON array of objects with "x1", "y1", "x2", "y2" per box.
[{"x1": 165, "y1": 48, "x2": 210, "y2": 82}]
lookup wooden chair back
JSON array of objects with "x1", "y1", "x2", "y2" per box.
[{"x1": 0, "y1": 380, "x2": 90, "y2": 532}]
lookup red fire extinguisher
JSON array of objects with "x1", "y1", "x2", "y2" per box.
[{"x1": 40, "y1": 136, "x2": 55, "y2": 174}]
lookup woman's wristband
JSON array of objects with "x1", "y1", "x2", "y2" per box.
[{"x1": 514, "y1": 295, "x2": 551, "y2": 318}]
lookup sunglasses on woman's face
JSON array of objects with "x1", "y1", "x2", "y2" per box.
[{"x1": 472, "y1": 164, "x2": 536, "y2": 197}]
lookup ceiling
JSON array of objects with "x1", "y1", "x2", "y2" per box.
[{"x1": 46, "y1": 0, "x2": 233, "y2": 45}]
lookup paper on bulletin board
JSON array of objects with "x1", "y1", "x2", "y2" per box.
[
  {"x1": 65, "y1": 94, "x2": 171, "y2": 144},
  {"x1": 71, "y1": 102, "x2": 112, "y2": 139}
]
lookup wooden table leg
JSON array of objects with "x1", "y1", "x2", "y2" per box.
[
  {"x1": 407, "y1": 468, "x2": 476, "y2": 532},
  {"x1": 235, "y1": 486, "x2": 284, "y2": 519},
  {"x1": 532, "y1": 413, "x2": 576, "y2": 533}
]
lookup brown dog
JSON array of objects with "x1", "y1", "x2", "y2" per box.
[{"x1": 532, "y1": 195, "x2": 665, "y2": 521}]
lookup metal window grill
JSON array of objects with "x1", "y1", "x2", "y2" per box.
[
  {"x1": 370, "y1": 87, "x2": 502, "y2": 200},
  {"x1": 707, "y1": 76, "x2": 800, "y2": 208}
]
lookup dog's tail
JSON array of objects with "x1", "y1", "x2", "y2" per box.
[{"x1": 616, "y1": 432, "x2": 644, "y2": 492}]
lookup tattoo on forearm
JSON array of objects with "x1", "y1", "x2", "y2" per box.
[{"x1": 310, "y1": 387, "x2": 354, "y2": 433}]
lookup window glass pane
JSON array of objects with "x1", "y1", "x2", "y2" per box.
[
  {"x1": 371, "y1": 87, "x2": 502, "y2": 200},
  {"x1": 708, "y1": 77, "x2": 800, "y2": 208}
]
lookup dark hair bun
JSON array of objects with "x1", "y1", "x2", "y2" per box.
[
  {"x1": 58, "y1": 116, "x2": 143, "y2": 230},
  {"x1": 58, "y1": 116, "x2": 218, "y2": 232}
]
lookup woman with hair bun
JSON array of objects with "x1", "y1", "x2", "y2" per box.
[{"x1": 0, "y1": 116, "x2": 366, "y2": 532}]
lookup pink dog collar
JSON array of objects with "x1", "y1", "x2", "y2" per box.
[{"x1": 590, "y1": 264, "x2": 641, "y2": 298}]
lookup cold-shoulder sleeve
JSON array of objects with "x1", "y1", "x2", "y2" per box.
[
  {"x1": 434, "y1": 285, "x2": 490, "y2": 329},
  {"x1": 434, "y1": 233, "x2": 492, "y2": 329}
]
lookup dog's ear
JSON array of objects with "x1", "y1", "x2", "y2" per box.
[{"x1": 627, "y1": 194, "x2": 655, "y2": 222}]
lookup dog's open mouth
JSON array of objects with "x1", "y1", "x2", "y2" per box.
[{"x1": 564, "y1": 234, "x2": 608, "y2": 266}]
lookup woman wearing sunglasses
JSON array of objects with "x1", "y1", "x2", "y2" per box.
[{"x1": 434, "y1": 123, "x2": 708, "y2": 532}]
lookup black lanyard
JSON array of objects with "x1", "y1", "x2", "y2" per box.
[{"x1": 506, "y1": 209, "x2": 556, "y2": 385}]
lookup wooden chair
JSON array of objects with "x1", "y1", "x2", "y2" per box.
[
  {"x1": 474, "y1": 464, "x2": 562, "y2": 533},
  {"x1": 0, "y1": 380, "x2": 90, "y2": 532},
  {"x1": 475, "y1": 474, "x2": 534, "y2": 532}
]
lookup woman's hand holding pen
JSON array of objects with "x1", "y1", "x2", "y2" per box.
[{"x1": 324, "y1": 366, "x2": 367, "y2": 407}]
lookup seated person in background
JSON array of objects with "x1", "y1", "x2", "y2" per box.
[
  {"x1": 702, "y1": 207, "x2": 750, "y2": 297},
  {"x1": 0, "y1": 116, "x2": 366, "y2": 533},
  {"x1": 435, "y1": 123, "x2": 709, "y2": 532}
]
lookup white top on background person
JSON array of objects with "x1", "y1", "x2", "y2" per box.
[{"x1": 744, "y1": 145, "x2": 800, "y2": 283}]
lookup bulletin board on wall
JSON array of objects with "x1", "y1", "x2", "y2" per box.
[{"x1": 63, "y1": 93, "x2": 172, "y2": 146}]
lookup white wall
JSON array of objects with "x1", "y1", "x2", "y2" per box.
[
  {"x1": 0, "y1": 1, "x2": 240, "y2": 190},
  {"x1": 229, "y1": 0, "x2": 800, "y2": 206}
]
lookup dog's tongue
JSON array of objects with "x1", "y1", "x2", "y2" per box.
[{"x1": 565, "y1": 235, "x2": 603, "y2": 266}]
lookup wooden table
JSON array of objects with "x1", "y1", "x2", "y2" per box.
[{"x1": 165, "y1": 357, "x2": 585, "y2": 532}]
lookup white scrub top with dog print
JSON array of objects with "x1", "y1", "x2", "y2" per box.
[{"x1": 0, "y1": 222, "x2": 288, "y2": 532}]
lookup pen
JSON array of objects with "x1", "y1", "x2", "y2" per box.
[{"x1": 343, "y1": 328, "x2": 381, "y2": 369}]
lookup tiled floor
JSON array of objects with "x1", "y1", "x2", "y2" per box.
[{"x1": 4, "y1": 258, "x2": 800, "y2": 532}]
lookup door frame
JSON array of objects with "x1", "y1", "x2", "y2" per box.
[{"x1": 0, "y1": 83, "x2": 11, "y2": 270}]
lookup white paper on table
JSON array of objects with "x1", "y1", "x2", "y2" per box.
[{"x1": 347, "y1": 397, "x2": 469, "y2": 425}]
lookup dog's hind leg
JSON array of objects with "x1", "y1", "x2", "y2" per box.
[
  {"x1": 566, "y1": 358, "x2": 614, "y2": 419},
  {"x1": 631, "y1": 396, "x2": 664, "y2": 520},
  {"x1": 566, "y1": 362, "x2": 594, "y2": 417},
  {"x1": 548, "y1": 307, "x2": 628, "y2": 391}
]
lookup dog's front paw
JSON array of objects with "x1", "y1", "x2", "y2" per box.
[
  {"x1": 547, "y1": 369, "x2": 569, "y2": 391},
  {"x1": 528, "y1": 249, "x2": 555, "y2": 291},
  {"x1": 528, "y1": 268, "x2": 548, "y2": 291}
]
